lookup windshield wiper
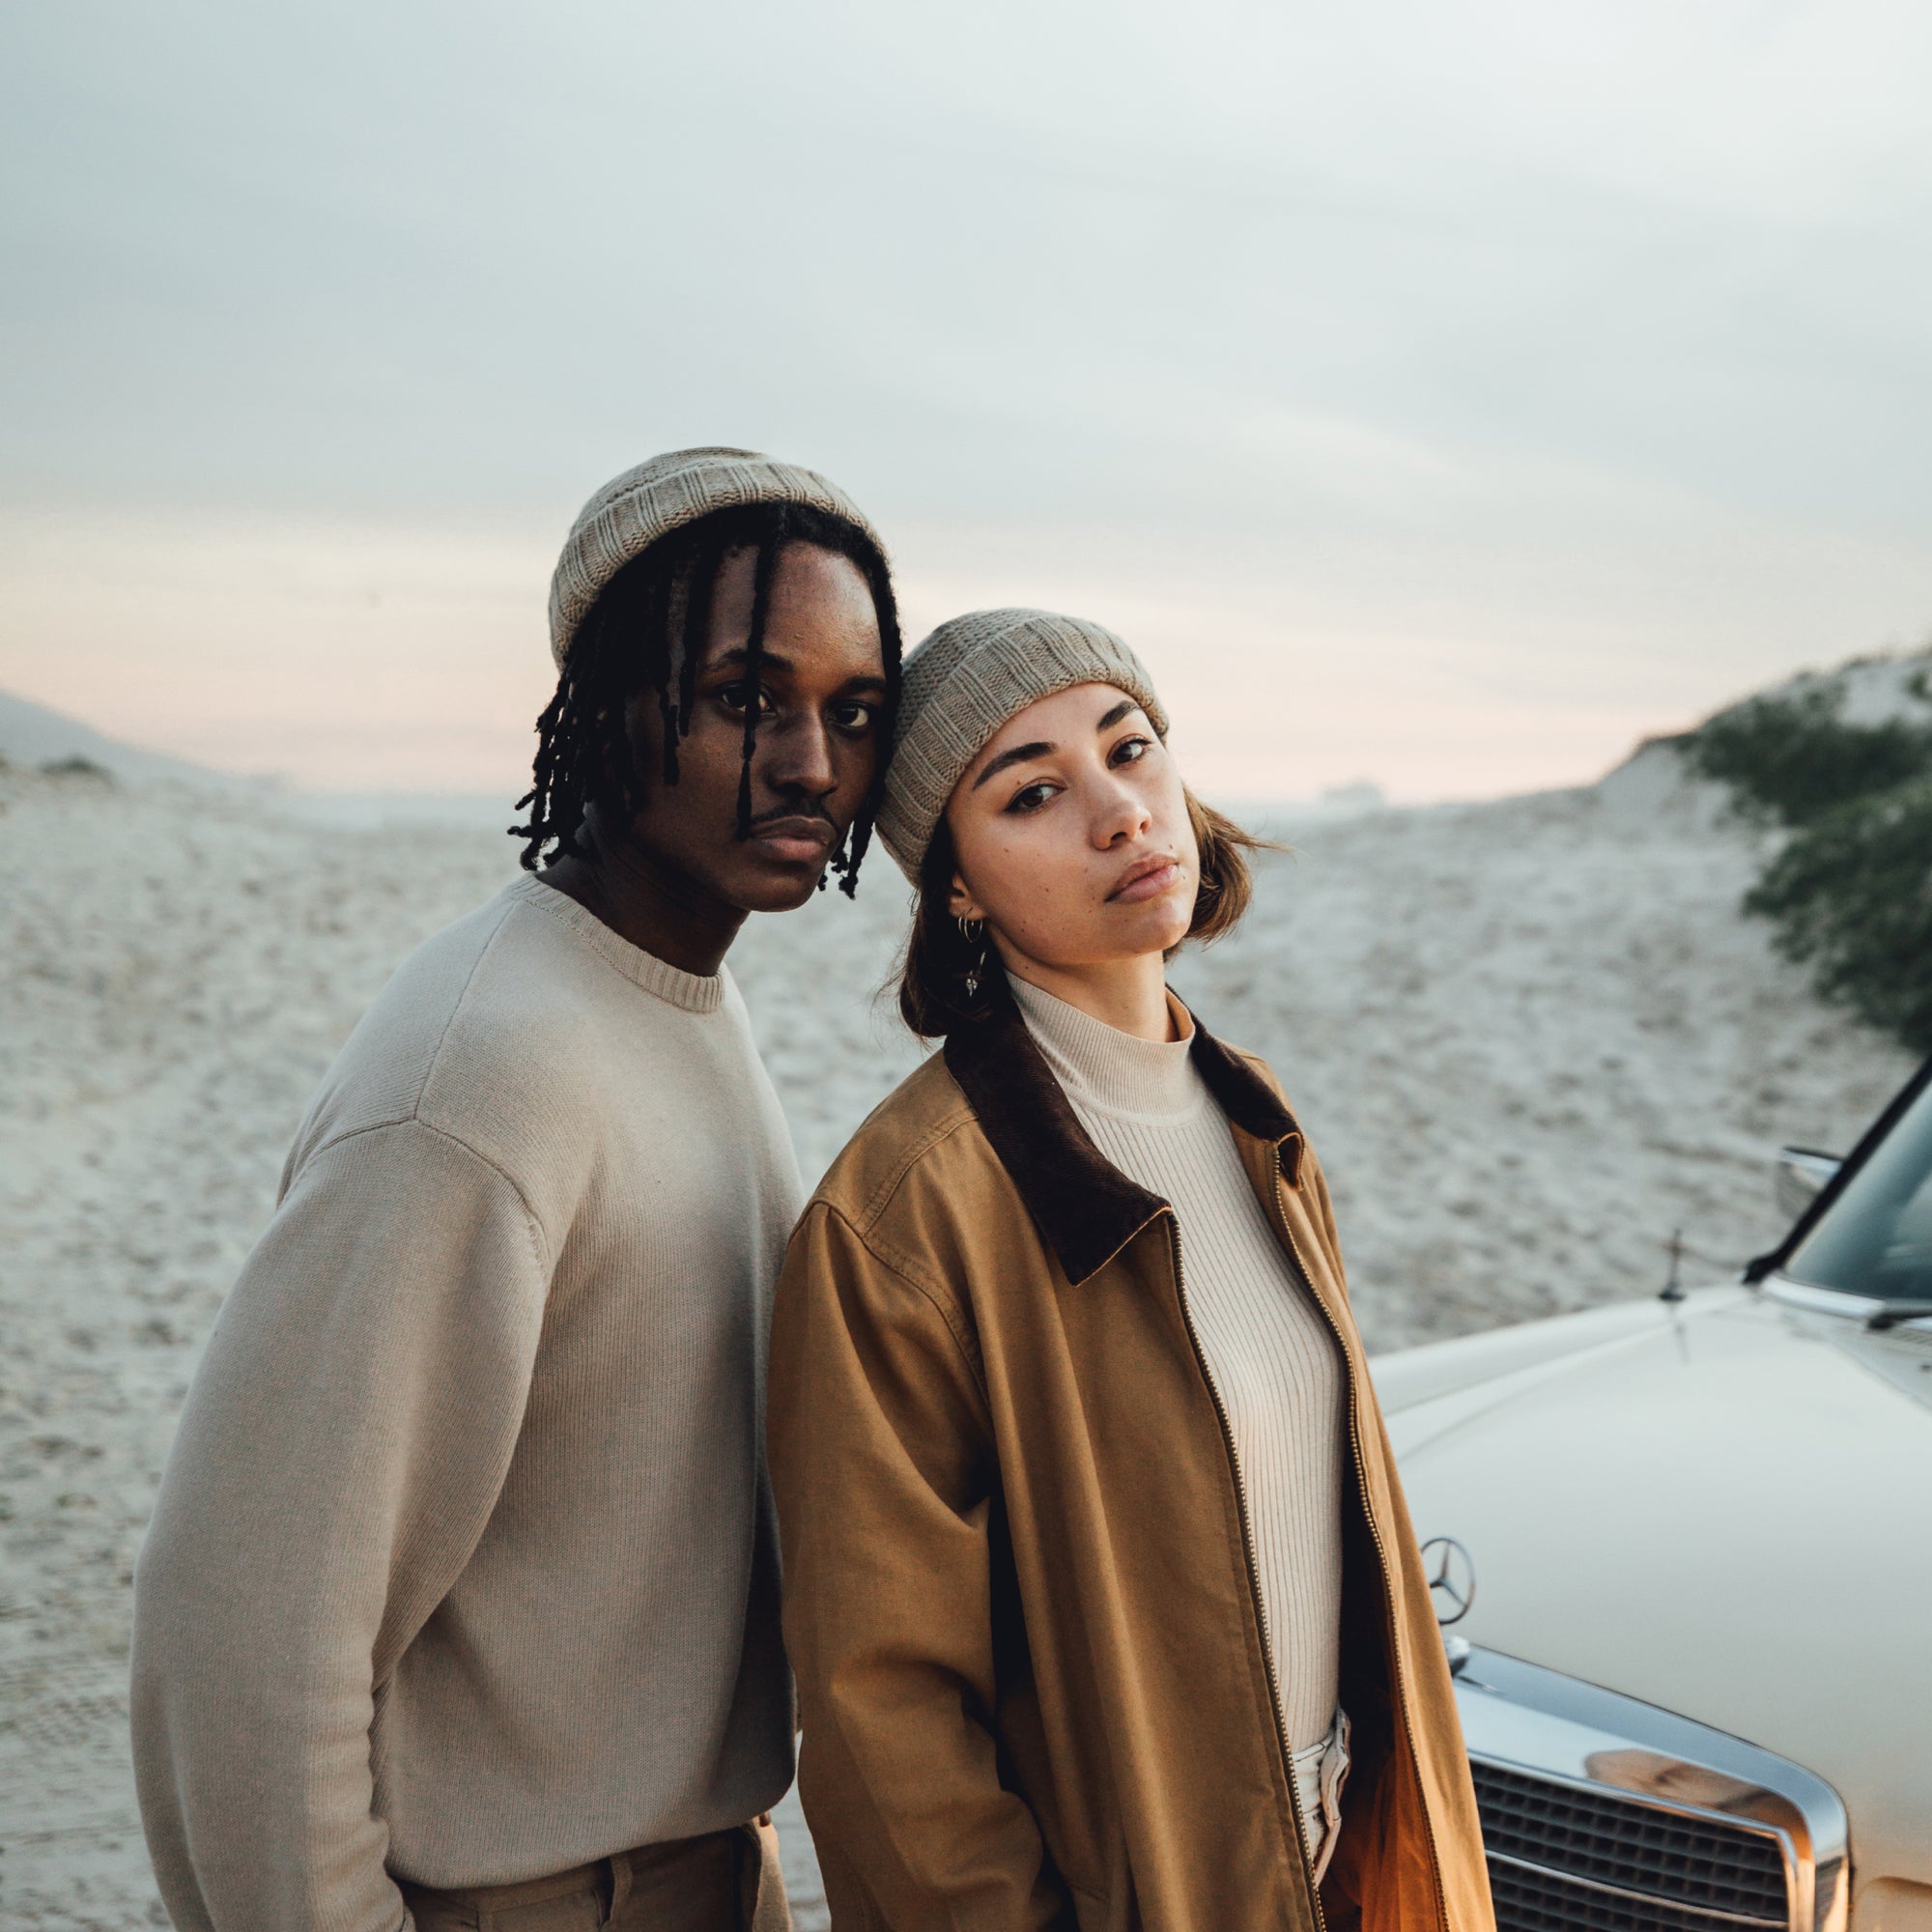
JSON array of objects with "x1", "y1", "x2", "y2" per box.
[{"x1": 1866, "y1": 1300, "x2": 1932, "y2": 1331}]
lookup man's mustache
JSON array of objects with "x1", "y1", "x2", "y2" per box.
[{"x1": 746, "y1": 802, "x2": 836, "y2": 832}]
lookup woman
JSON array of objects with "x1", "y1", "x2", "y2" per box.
[{"x1": 769, "y1": 610, "x2": 1492, "y2": 1932}]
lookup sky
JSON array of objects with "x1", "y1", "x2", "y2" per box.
[{"x1": 4, "y1": 0, "x2": 1932, "y2": 799}]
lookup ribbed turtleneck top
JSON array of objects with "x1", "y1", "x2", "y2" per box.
[{"x1": 1009, "y1": 975, "x2": 1345, "y2": 1755}]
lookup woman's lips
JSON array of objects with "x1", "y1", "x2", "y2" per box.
[
  {"x1": 749, "y1": 816, "x2": 835, "y2": 864},
  {"x1": 1107, "y1": 855, "x2": 1183, "y2": 904}
]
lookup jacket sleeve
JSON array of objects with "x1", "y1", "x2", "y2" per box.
[
  {"x1": 769, "y1": 1202, "x2": 1071, "y2": 1932},
  {"x1": 129, "y1": 1118, "x2": 550, "y2": 1932}
]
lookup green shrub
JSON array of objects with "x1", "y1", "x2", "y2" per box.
[
  {"x1": 1745, "y1": 779, "x2": 1932, "y2": 1054},
  {"x1": 1680, "y1": 668, "x2": 1932, "y2": 1054},
  {"x1": 1683, "y1": 686, "x2": 1932, "y2": 826}
]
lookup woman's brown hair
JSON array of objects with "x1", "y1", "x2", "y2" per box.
[{"x1": 897, "y1": 789, "x2": 1269, "y2": 1038}]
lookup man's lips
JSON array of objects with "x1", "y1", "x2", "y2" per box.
[
  {"x1": 1107, "y1": 853, "x2": 1184, "y2": 903},
  {"x1": 747, "y1": 814, "x2": 836, "y2": 862}
]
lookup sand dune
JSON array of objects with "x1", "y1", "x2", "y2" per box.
[{"x1": 0, "y1": 733, "x2": 1915, "y2": 1927}]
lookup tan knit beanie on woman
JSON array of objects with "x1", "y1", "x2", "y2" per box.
[
  {"x1": 877, "y1": 608, "x2": 1170, "y2": 881},
  {"x1": 547, "y1": 446, "x2": 886, "y2": 669}
]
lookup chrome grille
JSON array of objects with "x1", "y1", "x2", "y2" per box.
[
  {"x1": 1472, "y1": 1758, "x2": 1790, "y2": 1930},
  {"x1": 1488, "y1": 1857, "x2": 1781, "y2": 1932}
]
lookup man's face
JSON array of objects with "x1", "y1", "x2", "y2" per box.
[{"x1": 621, "y1": 541, "x2": 888, "y2": 914}]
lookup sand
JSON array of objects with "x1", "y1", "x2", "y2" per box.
[{"x1": 0, "y1": 745, "x2": 1915, "y2": 1927}]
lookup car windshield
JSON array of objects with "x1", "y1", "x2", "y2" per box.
[{"x1": 1785, "y1": 1076, "x2": 1932, "y2": 1303}]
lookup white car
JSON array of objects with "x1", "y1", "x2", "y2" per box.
[{"x1": 1377, "y1": 1058, "x2": 1932, "y2": 1932}]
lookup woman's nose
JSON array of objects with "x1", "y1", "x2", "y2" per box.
[{"x1": 1092, "y1": 774, "x2": 1152, "y2": 846}]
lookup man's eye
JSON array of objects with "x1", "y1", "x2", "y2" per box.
[
  {"x1": 829, "y1": 700, "x2": 876, "y2": 733},
  {"x1": 1111, "y1": 735, "x2": 1151, "y2": 766},
  {"x1": 719, "y1": 682, "x2": 776, "y2": 718},
  {"x1": 1006, "y1": 781, "x2": 1059, "y2": 814}
]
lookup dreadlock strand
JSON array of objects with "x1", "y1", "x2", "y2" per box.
[
  {"x1": 571, "y1": 611, "x2": 620, "y2": 853},
  {"x1": 837, "y1": 817, "x2": 873, "y2": 898},
  {"x1": 511, "y1": 678, "x2": 577, "y2": 867},
  {"x1": 734, "y1": 506, "x2": 786, "y2": 838},
  {"x1": 677, "y1": 524, "x2": 720, "y2": 755},
  {"x1": 641, "y1": 563, "x2": 679, "y2": 788},
  {"x1": 832, "y1": 549, "x2": 903, "y2": 895}
]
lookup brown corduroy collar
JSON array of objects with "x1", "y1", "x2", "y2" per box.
[{"x1": 943, "y1": 982, "x2": 1305, "y2": 1287}]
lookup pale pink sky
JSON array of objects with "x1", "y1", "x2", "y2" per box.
[{"x1": 3, "y1": 495, "x2": 1929, "y2": 802}]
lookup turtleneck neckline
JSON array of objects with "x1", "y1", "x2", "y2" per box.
[{"x1": 1009, "y1": 975, "x2": 1205, "y2": 1122}]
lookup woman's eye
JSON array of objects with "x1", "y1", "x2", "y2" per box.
[
  {"x1": 1110, "y1": 734, "x2": 1151, "y2": 766},
  {"x1": 829, "y1": 700, "x2": 876, "y2": 733},
  {"x1": 1005, "y1": 781, "x2": 1060, "y2": 814}
]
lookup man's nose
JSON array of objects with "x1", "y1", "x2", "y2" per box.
[{"x1": 761, "y1": 711, "x2": 838, "y2": 799}]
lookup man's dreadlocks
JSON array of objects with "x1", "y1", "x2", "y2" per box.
[{"x1": 510, "y1": 502, "x2": 902, "y2": 896}]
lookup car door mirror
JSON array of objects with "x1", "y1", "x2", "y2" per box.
[{"x1": 1776, "y1": 1147, "x2": 1841, "y2": 1222}]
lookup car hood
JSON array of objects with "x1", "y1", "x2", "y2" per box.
[{"x1": 1381, "y1": 1287, "x2": 1932, "y2": 1890}]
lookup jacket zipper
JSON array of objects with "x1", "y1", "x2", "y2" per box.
[
  {"x1": 1264, "y1": 1177, "x2": 1453, "y2": 1932},
  {"x1": 1163, "y1": 1214, "x2": 1328, "y2": 1932}
]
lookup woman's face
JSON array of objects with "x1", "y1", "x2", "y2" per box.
[{"x1": 946, "y1": 682, "x2": 1199, "y2": 974}]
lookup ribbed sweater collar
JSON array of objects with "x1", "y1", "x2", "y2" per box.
[
  {"x1": 504, "y1": 874, "x2": 725, "y2": 1013},
  {"x1": 1009, "y1": 975, "x2": 1204, "y2": 1122}
]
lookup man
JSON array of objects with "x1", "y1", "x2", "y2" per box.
[{"x1": 131, "y1": 448, "x2": 901, "y2": 1932}]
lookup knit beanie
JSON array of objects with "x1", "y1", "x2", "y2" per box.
[
  {"x1": 547, "y1": 446, "x2": 885, "y2": 670},
  {"x1": 877, "y1": 608, "x2": 1169, "y2": 881}
]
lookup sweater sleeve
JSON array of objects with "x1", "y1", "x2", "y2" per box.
[
  {"x1": 130, "y1": 1118, "x2": 550, "y2": 1932},
  {"x1": 768, "y1": 1203, "x2": 1072, "y2": 1932}
]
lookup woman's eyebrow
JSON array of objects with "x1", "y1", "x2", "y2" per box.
[
  {"x1": 972, "y1": 741, "x2": 1054, "y2": 790},
  {"x1": 1097, "y1": 698, "x2": 1135, "y2": 729}
]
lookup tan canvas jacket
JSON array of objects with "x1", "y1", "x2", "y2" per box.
[{"x1": 769, "y1": 994, "x2": 1495, "y2": 1932}]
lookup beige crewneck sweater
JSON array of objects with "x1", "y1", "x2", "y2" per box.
[
  {"x1": 132, "y1": 875, "x2": 801, "y2": 1932},
  {"x1": 1009, "y1": 977, "x2": 1345, "y2": 1756}
]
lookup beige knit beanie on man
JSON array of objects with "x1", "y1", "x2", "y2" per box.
[
  {"x1": 547, "y1": 446, "x2": 886, "y2": 670},
  {"x1": 877, "y1": 608, "x2": 1170, "y2": 881}
]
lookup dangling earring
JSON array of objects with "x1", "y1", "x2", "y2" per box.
[{"x1": 956, "y1": 914, "x2": 987, "y2": 1000}]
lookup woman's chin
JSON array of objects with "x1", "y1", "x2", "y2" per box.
[
  {"x1": 1002, "y1": 892, "x2": 1195, "y2": 974},
  {"x1": 1095, "y1": 904, "x2": 1194, "y2": 961},
  {"x1": 1123, "y1": 888, "x2": 1196, "y2": 955}
]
